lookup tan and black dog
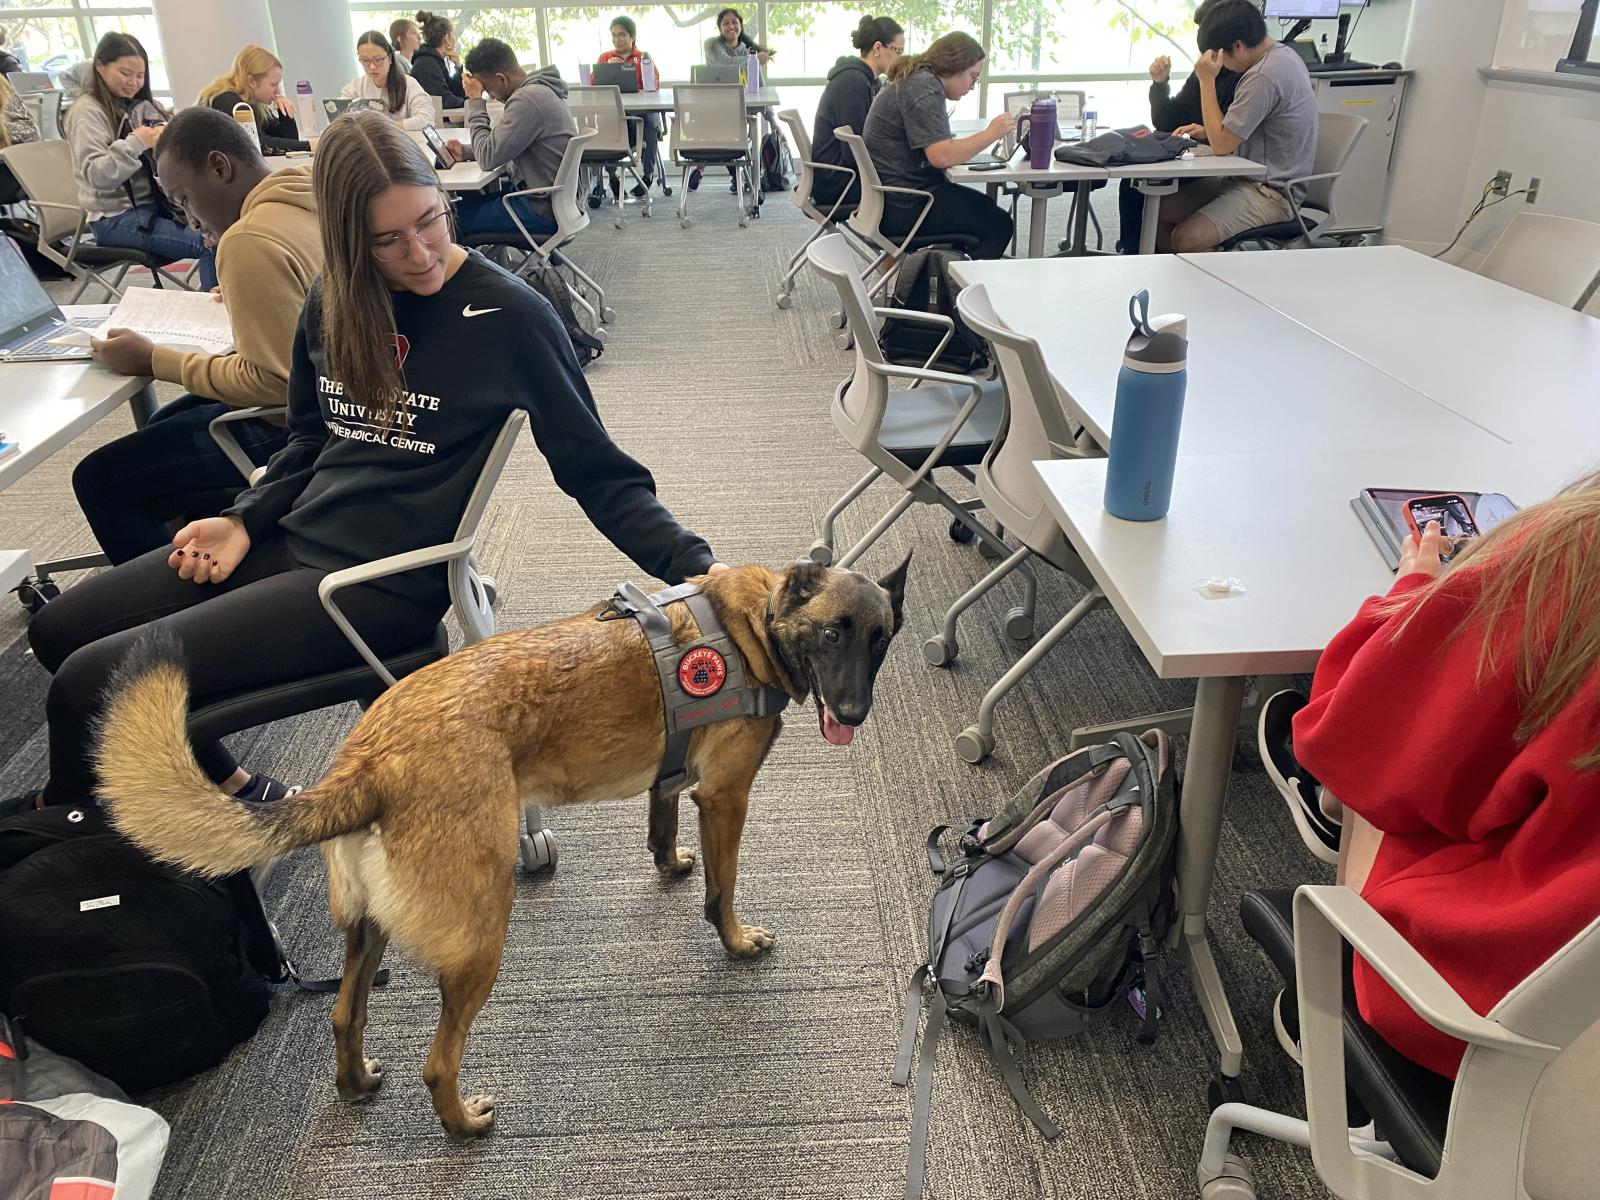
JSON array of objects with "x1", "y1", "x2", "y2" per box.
[{"x1": 93, "y1": 557, "x2": 909, "y2": 1138}]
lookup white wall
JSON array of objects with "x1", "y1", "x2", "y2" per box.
[
  {"x1": 266, "y1": 0, "x2": 357, "y2": 100},
  {"x1": 154, "y1": 0, "x2": 275, "y2": 109}
]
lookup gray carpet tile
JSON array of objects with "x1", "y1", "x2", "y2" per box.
[{"x1": 0, "y1": 183, "x2": 1336, "y2": 1199}]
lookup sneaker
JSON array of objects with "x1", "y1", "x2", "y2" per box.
[
  {"x1": 728, "y1": 175, "x2": 738, "y2": 194},
  {"x1": 1272, "y1": 988, "x2": 1303, "y2": 1067},
  {"x1": 586, "y1": 182, "x2": 603, "y2": 210},
  {"x1": 630, "y1": 181, "x2": 648, "y2": 200},
  {"x1": 1258, "y1": 690, "x2": 1340, "y2": 865},
  {"x1": 688, "y1": 167, "x2": 703, "y2": 191},
  {"x1": 233, "y1": 773, "x2": 303, "y2": 805}
]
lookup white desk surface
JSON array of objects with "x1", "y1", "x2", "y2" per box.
[
  {"x1": 1182, "y1": 245, "x2": 1600, "y2": 467},
  {"x1": 946, "y1": 156, "x2": 1106, "y2": 186},
  {"x1": 622, "y1": 86, "x2": 780, "y2": 111},
  {"x1": 947, "y1": 255, "x2": 1503, "y2": 458},
  {"x1": 0, "y1": 306, "x2": 144, "y2": 493},
  {"x1": 1036, "y1": 445, "x2": 1572, "y2": 680},
  {"x1": 268, "y1": 147, "x2": 502, "y2": 192},
  {"x1": 1105, "y1": 152, "x2": 1266, "y2": 181}
]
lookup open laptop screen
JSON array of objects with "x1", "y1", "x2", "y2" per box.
[{"x1": 0, "y1": 236, "x2": 61, "y2": 343}]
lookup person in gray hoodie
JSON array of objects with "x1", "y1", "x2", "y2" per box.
[
  {"x1": 810, "y1": 15, "x2": 903, "y2": 210},
  {"x1": 452, "y1": 37, "x2": 574, "y2": 238},
  {"x1": 66, "y1": 32, "x2": 214, "y2": 287}
]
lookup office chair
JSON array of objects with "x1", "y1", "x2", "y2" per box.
[
  {"x1": 773, "y1": 108, "x2": 864, "y2": 310},
  {"x1": 1478, "y1": 213, "x2": 1600, "y2": 311},
  {"x1": 1199, "y1": 886, "x2": 1600, "y2": 1200},
  {"x1": 670, "y1": 83, "x2": 756, "y2": 228},
  {"x1": 568, "y1": 85, "x2": 652, "y2": 229},
  {"x1": 1220, "y1": 112, "x2": 1367, "y2": 251},
  {"x1": 803, "y1": 233, "x2": 1008, "y2": 571}
]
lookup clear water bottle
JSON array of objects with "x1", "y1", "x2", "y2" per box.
[
  {"x1": 1104, "y1": 290, "x2": 1188, "y2": 522},
  {"x1": 294, "y1": 79, "x2": 321, "y2": 137},
  {"x1": 1083, "y1": 103, "x2": 1098, "y2": 140}
]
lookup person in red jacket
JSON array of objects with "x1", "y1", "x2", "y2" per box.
[{"x1": 1258, "y1": 480, "x2": 1600, "y2": 1080}]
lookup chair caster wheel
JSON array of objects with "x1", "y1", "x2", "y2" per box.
[
  {"x1": 613, "y1": 217, "x2": 624, "y2": 231},
  {"x1": 680, "y1": 217, "x2": 693, "y2": 229},
  {"x1": 1198, "y1": 1154, "x2": 1255, "y2": 1200},
  {"x1": 775, "y1": 292, "x2": 793, "y2": 310},
  {"x1": 978, "y1": 538, "x2": 1004, "y2": 560},
  {"x1": 15, "y1": 579, "x2": 59, "y2": 614},
  {"x1": 601, "y1": 306, "x2": 617, "y2": 324},
  {"x1": 1004, "y1": 608, "x2": 1033, "y2": 642},
  {"x1": 479, "y1": 576, "x2": 498, "y2": 607},
  {"x1": 592, "y1": 327, "x2": 609, "y2": 345},
  {"x1": 954, "y1": 726, "x2": 994, "y2": 765},
  {"x1": 520, "y1": 829, "x2": 558, "y2": 872},
  {"x1": 948, "y1": 519, "x2": 975, "y2": 544},
  {"x1": 829, "y1": 311, "x2": 847, "y2": 329},
  {"x1": 835, "y1": 333, "x2": 854, "y2": 351},
  {"x1": 1207, "y1": 1073, "x2": 1247, "y2": 1112},
  {"x1": 642, "y1": 205, "x2": 652, "y2": 218},
  {"x1": 923, "y1": 635, "x2": 956, "y2": 667},
  {"x1": 806, "y1": 540, "x2": 833, "y2": 566},
  {"x1": 739, "y1": 216, "x2": 749, "y2": 228}
]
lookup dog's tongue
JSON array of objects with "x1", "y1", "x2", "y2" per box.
[{"x1": 821, "y1": 708, "x2": 856, "y2": 747}]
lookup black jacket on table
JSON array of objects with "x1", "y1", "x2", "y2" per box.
[
  {"x1": 811, "y1": 57, "x2": 879, "y2": 208},
  {"x1": 1148, "y1": 68, "x2": 1240, "y2": 131},
  {"x1": 208, "y1": 90, "x2": 309, "y2": 155},
  {"x1": 410, "y1": 45, "x2": 465, "y2": 109},
  {"x1": 224, "y1": 252, "x2": 715, "y2": 608}
]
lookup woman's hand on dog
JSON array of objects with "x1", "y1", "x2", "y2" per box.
[{"x1": 169, "y1": 516, "x2": 251, "y2": 585}]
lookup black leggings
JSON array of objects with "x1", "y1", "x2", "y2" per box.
[
  {"x1": 27, "y1": 535, "x2": 441, "y2": 807},
  {"x1": 880, "y1": 184, "x2": 1014, "y2": 260}
]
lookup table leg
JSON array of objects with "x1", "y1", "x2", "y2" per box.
[
  {"x1": 1069, "y1": 181, "x2": 1091, "y2": 256},
  {"x1": 1135, "y1": 178, "x2": 1179, "y2": 255},
  {"x1": 1027, "y1": 185, "x2": 1050, "y2": 258},
  {"x1": 130, "y1": 381, "x2": 157, "y2": 428},
  {"x1": 1177, "y1": 674, "x2": 1248, "y2": 1080}
]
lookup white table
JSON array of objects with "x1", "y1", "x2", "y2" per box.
[
  {"x1": 267, "y1": 147, "x2": 504, "y2": 193},
  {"x1": 0, "y1": 305, "x2": 154, "y2": 599},
  {"x1": 1108, "y1": 153, "x2": 1267, "y2": 254},
  {"x1": 945, "y1": 158, "x2": 1107, "y2": 258},
  {"x1": 622, "y1": 85, "x2": 781, "y2": 114}
]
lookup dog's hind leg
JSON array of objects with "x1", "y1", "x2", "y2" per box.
[
  {"x1": 332, "y1": 916, "x2": 390, "y2": 1102},
  {"x1": 421, "y1": 870, "x2": 514, "y2": 1138},
  {"x1": 648, "y1": 785, "x2": 695, "y2": 876}
]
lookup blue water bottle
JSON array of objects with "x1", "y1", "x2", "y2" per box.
[{"x1": 1104, "y1": 289, "x2": 1188, "y2": 521}]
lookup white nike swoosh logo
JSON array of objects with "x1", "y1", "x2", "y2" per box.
[{"x1": 462, "y1": 305, "x2": 501, "y2": 318}]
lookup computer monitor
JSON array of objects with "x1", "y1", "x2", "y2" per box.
[{"x1": 1263, "y1": 0, "x2": 1363, "y2": 17}]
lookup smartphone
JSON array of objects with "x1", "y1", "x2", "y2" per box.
[
  {"x1": 420, "y1": 124, "x2": 453, "y2": 170},
  {"x1": 1405, "y1": 493, "x2": 1480, "y2": 562}
]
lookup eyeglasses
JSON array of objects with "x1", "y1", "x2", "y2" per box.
[
  {"x1": 358, "y1": 54, "x2": 390, "y2": 68},
  {"x1": 370, "y1": 209, "x2": 451, "y2": 262}
]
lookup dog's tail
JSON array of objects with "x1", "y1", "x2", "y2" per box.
[{"x1": 94, "y1": 629, "x2": 379, "y2": 878}]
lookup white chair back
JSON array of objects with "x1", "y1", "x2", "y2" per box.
[
  {"x1": 1524, "y1": 1016, "x2": 1600, "y2": 1200},
  {"x1": 776, "y1": 107, "x2": 814, "y2": 204},
  {"x1": 670, "y1": 83, "x2": 747, "y2": 157},
  {"x1": 0, "y1": 138, "x2": 84, "y2": 243},
  {"x1": 1304, "y1": 110, "x2": 1367, "y2": 217},
  {"x1": 1479, "y1": 212, "x2": 1600, "y2": 311},
  {"x1": 806, "y1": 232, "x2": 889, "y2": 439},
  {"x1": 546, "y1": 127, "x2": 596, "y2": 242},
  {"x1": 836, "y1": 128, "x2": 885, "y2": 243},
  {"x1": 567, "y1": 84, "x2": 630, "y2": 156}
]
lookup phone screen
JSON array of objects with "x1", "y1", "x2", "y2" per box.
[
  {"x1": 421, "y1": 125, "x2": 451, "y2": 168},
  {"x1": 1406, "y1": 494, "x2": 1480, "y2": 562}
]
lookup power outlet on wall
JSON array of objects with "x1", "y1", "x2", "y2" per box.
[
  {"x1": 1527, "y1": 177, "x2": 1541, "y2": 204},
  {"x1": 1490, "y1": 169, "x2": 1513, "y2": 198}
]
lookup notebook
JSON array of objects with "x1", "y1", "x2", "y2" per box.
[{"x1": 1351, "y1": 488, "x2": 1519, "y2": 570}]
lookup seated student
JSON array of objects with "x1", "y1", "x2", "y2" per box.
[
  {"x1": 78, "y1": 106, "x2": 321, "y2": 566},
  {"x1": 690, "y1": 7, "x2": 773, "y2": 192},
  {"x1": 12, "y1": 109, "x2": 720, "y2": 817},
  {"x1": 198, "y1": 45, "x2": 310, "y2": 156},
  {"x1": 1117, "y1": 0, "x2": 1238, "y2": 252},
  {"x1": 1156, "y1": 0, "x2": 1316, "y2": 253},
  {"x1": 390, "y1": 17, "x2": 421, "y2": 76},
  {"x1": 66, "y1": 32, "x2": 215, "y2": 289},
  {"x1": 452, "y1": 38, "x2": 575, "y2": 239},
  {"x1": 1257, "y1": 478, "x2": 1600, "y2": 1082},
  {"x1": 0, "y1": 26, "x2": 21, "y2": 77},
  {"x1": 598, "y1": 15, "x2": 666, "y2": 199},
  {"x1": 861, "y1": 31, "x2": 1015, "y2": 261},
  {"x1": 810, "y1": 15, "x2": 903, "y2": 212},
  {"x1": 410, "y1": 10, "x2": 465, "y2": 110},
  {"x1": 341, "y1": 31, "x2": 434, "y2": 130}
]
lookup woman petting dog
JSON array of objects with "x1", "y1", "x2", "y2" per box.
[{"x1": 20, "y1": 108, "x2": 717, "y2": 817}]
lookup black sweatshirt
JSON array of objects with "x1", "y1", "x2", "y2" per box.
[
  {"x1": 410, "y1": 45, "x2": 465, "y2": 109},
  {"x1": 811, "y1": 57, "x2": 879, "y2": 207},
  {"x1": 208, "y1": 90, "x2": 310, "y2": 155},
  {"x1": 225, "y1": 252, "x2": 714, "y2": 605},
  {"x1": 1148, "y1": 68, "x2": 1240, "y2": 131}
]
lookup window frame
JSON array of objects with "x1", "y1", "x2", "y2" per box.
[{"x1": 1558, "y1": 0, "x2": 1600, "y2": 75}]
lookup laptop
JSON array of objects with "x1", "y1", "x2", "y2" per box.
[
  {"x1": 691, "y1": 64, "x2": 742, "y2": 85},
  {"x1": 591, "y1": 62, "x2": 639, "y2": 92},
  {"x1": 0, "y1": 236, "x2": 97, "y2": 363},
  {"x1": 969, "y1": 124, "x2": 1020, "y2": 166},
  {"x1": 322, "y1": 97, "x2": 354, "y2": 121}
]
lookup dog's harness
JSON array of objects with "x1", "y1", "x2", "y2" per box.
[{"x1": 598, "y1": 581, "x2": 791, "y2": 797}]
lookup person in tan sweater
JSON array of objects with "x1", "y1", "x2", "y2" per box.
[{"x1": 78, "y1": 105, "x2": 322, "y2": 564}]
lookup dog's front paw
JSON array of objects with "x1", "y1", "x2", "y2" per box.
[
  {"x1": 445, "y1": 1093, "x2": 496, "y2": 1138},
  {"x1": 336, "y1": 1057, "x2": 384, "y2": 1102},
  {"x1": 724, "y1": 924, "x2": 776, "y2": 958},
  {"x1": 656, "y1": 846, "x2": 696, "y2": 876}
]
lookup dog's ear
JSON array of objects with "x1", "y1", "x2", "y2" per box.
[
  {"x1": 877, "y1": 549, "x2": 912, "y2": 633},
  {"x1": 779, "y1": 558, "x2": 829, "y2": 615}
]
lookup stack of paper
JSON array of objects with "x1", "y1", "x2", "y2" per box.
[{"x1": 51, "y1": 288, "x2": 236, "y2": 355}]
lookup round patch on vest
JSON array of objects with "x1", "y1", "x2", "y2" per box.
[{"x1": 677, "y1": 646, "x2": 727, "y2": 698}]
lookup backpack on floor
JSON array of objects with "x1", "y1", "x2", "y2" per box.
[
  {"x1": 0, "y1": 803, "x2": 283, "y2": 1092},
  {"x1": 520, "y1": 260, "x2": 605, "y2": 368},
  {"x1": 760, "y1": 129, "x2": 791, "y2": 194},
  {"x1": 879, "y1": 247, "x2": 990, "y2": 374},
  {"x1": 894, "y1": 731, "x2": 1179, "y2": 1200}
]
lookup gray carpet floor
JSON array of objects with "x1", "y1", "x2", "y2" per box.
[{"x1": 0, "y1": 184, "x2": 1335, "y2": 1199}]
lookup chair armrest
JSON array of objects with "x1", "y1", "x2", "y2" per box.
[
  {"x1": 33, "y1": 200, "x2": 89, "y2": 250},
  {"x1": 208, "y1": 406, "x2": 286, "y2": 485},
  {"x1": 872, "y1": 307, "x2": 955, "y2": 374},
  {"x1": 317, "y1": 536, "x2": 474, "y2": 687}
]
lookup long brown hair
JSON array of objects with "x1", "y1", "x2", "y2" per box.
[
  {"x1": 198, "y1": 44, "x2": 282, "y2": 122},
  {"x1": 84, "y1": 32, "x2": 168, "y2": 133},
  {"x1": 314, "y1": 110, "x2": 448, "y2": 429},
  {"x1": 887, "y1": 30, "x2": 983, "y2": 84},
  {"x1": 355, "y1": 30, "x2": 408, "y2": 115},
  {"x1": 0, "y1": 73, "x2": 14, "y2": 149},
  {"x1": 1383, "y1": 467, "x2": 1600, "y2": 769}
]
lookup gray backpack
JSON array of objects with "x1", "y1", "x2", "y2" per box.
[{"x1": 894, "y1": 732, "x2": 1179, "y2": 1199}]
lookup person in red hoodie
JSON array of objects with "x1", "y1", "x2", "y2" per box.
[{"x1": 1257, "y1": 481, "x2": 1600, "y2": 1080}]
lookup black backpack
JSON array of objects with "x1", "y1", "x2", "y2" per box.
[
  {"x1": 520, "y1": 260, "x2": 605, "y2": 368},
  {"x1": 879, "y1": 247, "x2": 990, "y2": 374},
  {"x1": 0, "y1": 804, "x2": 281, "y2": 1092},
  {"x1": 760, "y1": 130, "x2": 791, "y2": 194}
]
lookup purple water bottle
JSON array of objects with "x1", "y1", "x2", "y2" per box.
[{"x1": 1014, "y1": 97, "x2": 1057, "y2": 169}]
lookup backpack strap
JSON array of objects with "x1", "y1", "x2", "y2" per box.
[
  {"x1": 904, "y1": 981, "x2": 947, "y2": 1200},
  {"x1": 980, "y1": 743, "x2": 1123, "y2": 856},
  {"x1": 979, "y1": 1000, "x2": 1061, "y2": 1140},
  {"x1": 1135, "y1": 927, "x2": 1163, "y2": 1045}
]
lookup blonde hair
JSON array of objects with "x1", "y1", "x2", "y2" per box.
[
  {"x1": 199, "y1": 44, "x2": 283, "y2": 122},
  {"x1": 0, "y1": 73, "x2": 13, "y2": 150},
  {"x1": 1382, "y1": 467, "x2": 1600, "y2": 769}
]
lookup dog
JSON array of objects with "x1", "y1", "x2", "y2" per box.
[{"x1": 93, "y1": 557, "x2": 910, "y2": 1138}]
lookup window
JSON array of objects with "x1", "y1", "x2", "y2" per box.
[
  {"x1": 1561, "y1": 0, "x2": 1599, "y2": 70},
  {"x1": 0, "y1": 1, "x2": 170, "y2": 93},
  {"x1": 1492, "y1": 0, "x2": 1599, "y2": 73}
]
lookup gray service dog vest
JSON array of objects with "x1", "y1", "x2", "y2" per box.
[{"x1": 598, "y1": 581, "x2": 790, "y2": 797}]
